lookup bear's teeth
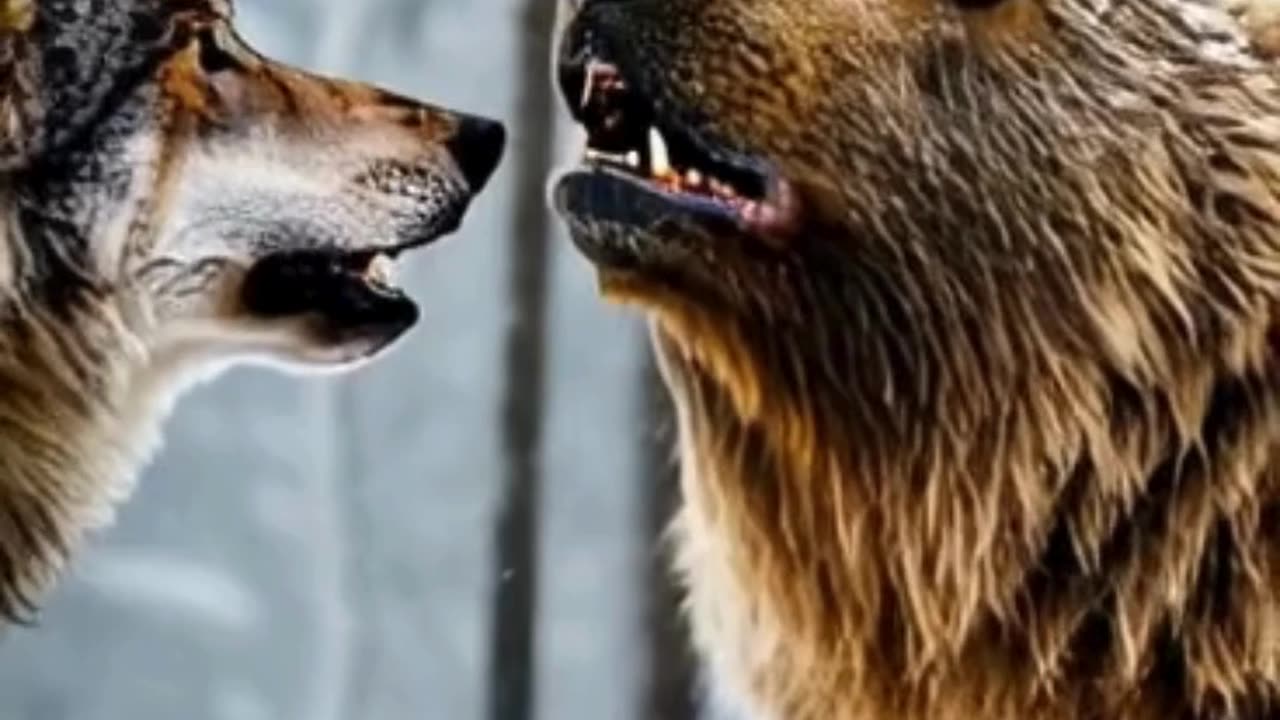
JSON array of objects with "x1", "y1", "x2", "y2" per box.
[
  {"x1": 710, "y1": 179, "x2": 735, "y2": 198},
  {"x1": 580, "y1": 59, "x2": 619, "y2": 109},
  {"x1": 649, "y1": 127, "x2": 671, "y2": 178},
  {"x1": 584, "y1": 147, "x2": 641, "y2": 171}
]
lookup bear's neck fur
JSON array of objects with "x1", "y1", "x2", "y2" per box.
[
  {"x1": 653, "y1": 279, "x2": 1280, "y2": 719},
  {"x1": 559, "y1": 0, "x2": 1280, "y2": 717},
  {"x1": 609, "y1": 19, "x2": 1280, "y2": 717}
]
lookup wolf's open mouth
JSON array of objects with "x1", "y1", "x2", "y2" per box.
[
  {"x1": 234, "y1": 192, "x2": 472, "y2": 350},
  {"x1": 552, "y1": 40, "x2": 801, "y2": 257},
  {"x1": 240, "y1": 245, "x2": 420, "y2": 337}
]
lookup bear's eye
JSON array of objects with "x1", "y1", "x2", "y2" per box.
[{"x1": 195, "y1": 28, "x2": 244, "y2": 74}]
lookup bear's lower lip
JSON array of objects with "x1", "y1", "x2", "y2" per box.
[
  {"x1": 551, "y1": 166, "x2": 746, "y2": 267},
  {"x1": 557, "y1": 165, "x2": 747, "y2": 222},
  {"x1": 554, "y1": 27, "x2": 801, "y2": 267},
  {"x1": 552, "y1": 162, "x2": 802, "y2": 272}
]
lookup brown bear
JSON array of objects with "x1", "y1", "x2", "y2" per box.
[{"x1": 551, "y1": 0, "x2": 1280, "y2": 718}]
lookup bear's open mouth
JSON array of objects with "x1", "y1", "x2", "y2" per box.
[{"x1": 553, "y1": 49, "x2": 801, "y2": 253}]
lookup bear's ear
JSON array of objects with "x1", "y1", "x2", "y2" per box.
[
  {"x1": 0, "y1": 0, "x2": 37, "y2": 172},
  {"x1": 1225, "y1": 0, "x2": 1280, "y2": 58}
]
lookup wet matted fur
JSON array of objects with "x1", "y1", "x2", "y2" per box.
[
  {"x1": 553, "y1": 0, "x2": 1280, "y2": 718},
  {"x1": 0, "y1": 0, "x2": 504, "y2": 620}
]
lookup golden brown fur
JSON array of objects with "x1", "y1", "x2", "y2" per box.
[{"x1": 554, "y1": 0, "x2": 1280, "y2": 717}]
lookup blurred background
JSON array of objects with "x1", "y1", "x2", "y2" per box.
[{"x1": 0, "y1": 1, "x2": 706, "y2": 718}]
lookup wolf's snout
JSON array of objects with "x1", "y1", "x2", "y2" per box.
[{"x1": 446, "y1": 115, "x2": 506, "y2": 192}]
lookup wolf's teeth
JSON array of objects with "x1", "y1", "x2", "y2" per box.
[
  {"x1": 649, "y1": 127, "x2": 671, "y2": 178},
  {"x1": 625, "y1": 150, "x2": 641, "y2": 169},
  {"x1": 685, "y1": 169, "x2": 703, "y2": 187},
  {"x1": 365, "y1": 253, "x2": 397, "y2": 287}
]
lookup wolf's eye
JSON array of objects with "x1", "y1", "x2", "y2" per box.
[
  {"x1": 195, "y1": 28, "x2": 244, "y2": 74},
  {"x1": 954, "y1": 0, "x2": 1007, "y2": 8}
]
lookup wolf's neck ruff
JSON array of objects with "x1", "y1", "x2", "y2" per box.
[{"x1": 0, "y1": 286, "x2": 160, "y2": 620}]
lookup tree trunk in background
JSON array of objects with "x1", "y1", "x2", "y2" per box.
[{"x1": 488, "y1": 0, "x2": 557, "y2": 718}]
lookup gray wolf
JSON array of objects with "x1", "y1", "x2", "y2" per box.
[{"x1": 0, "y1": 0, "x2": 504, "y2": 620}]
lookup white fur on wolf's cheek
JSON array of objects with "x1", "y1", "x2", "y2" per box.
[
  {"x1": 156, "y1": 137, "x2": 418, "y2": 267},
  {"x1": 98, "y1": 134, "x2": 171, "y2": 278},
  {"x1": 183, "y1": 142, "x2": 344, "y2": 209},
  {"x1": 161, "y1": 144, "x2": 347, "y2": 262}
]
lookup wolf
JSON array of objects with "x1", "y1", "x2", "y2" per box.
[
  {"x1": 554, "y1": 0, "x2": 1280, "y2": 718},
  {"x1": 0, "y1": 0, "x2": 504, "y2": 621}
]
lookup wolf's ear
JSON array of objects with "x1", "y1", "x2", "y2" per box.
[{"x1": 0, "y1": 0, "x2": 37, "y2": 172}]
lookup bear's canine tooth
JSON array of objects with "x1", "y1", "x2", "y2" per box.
[
  {"x1": 649, "y1": 126, "x2": 671, "y2": 178},
  {"x1": 580, "y1": 59, "x2": 612, "y2": 109}
]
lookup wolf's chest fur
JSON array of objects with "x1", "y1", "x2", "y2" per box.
[{"x1": 0, "y1": 289, "x2": 169, "y2": 618}]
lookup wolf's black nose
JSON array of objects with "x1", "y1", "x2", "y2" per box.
[{"x1": 448, "y1": 115, "x2": 506, "y2": 192}]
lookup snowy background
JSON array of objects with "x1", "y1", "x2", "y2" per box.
[{"x1": 0, "y1": 1, "x2": 701, "y2": 718}]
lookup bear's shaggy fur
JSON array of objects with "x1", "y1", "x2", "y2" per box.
[{"x1": 553, "y1": 0, "x2": 1280, "y2": 717}]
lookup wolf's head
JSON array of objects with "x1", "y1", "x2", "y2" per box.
[
  {"x1": 0, "y1": 0, "x2": 504, "y2": 374},
  {"x1": 0, "y1": 0, "x2": 506, "y2": 620}
]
